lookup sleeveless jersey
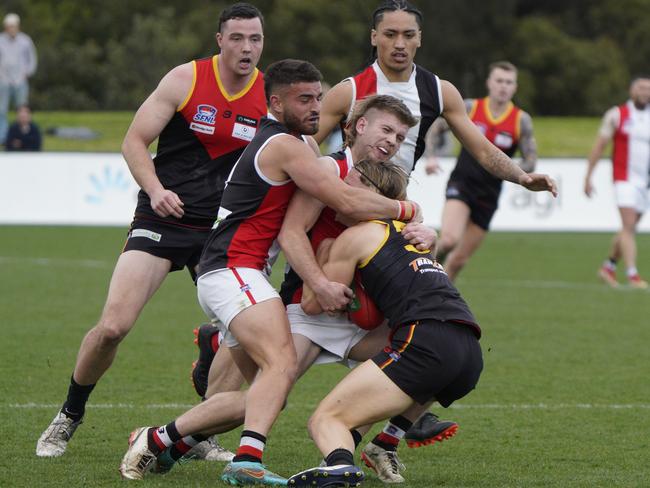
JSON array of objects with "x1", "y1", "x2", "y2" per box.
[
  {"x1": 612, "y1": 101, "x2": 650, "y2": 187},
  {"x1": 279, "y1": 147, "x2": 355, "y2": 305},
  {"x1": 450, "y1": 97, "x2": 522, "y2": 199},
  {"x1": 345, "y1": 61, "x2": 443, "y2": 174},
  {"x1": 198, "y1": 117, "x2": 304, "y2": 277},
  {"x1": 358, "y1": 219, "x2": 480, "y2": 337},
  {"x1": 135, "y1": 55, "x2": 267, "y2": 227}
]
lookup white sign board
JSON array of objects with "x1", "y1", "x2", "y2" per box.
[{"x1": 0, "y1": 153, "x2": 647, "y2": 232}]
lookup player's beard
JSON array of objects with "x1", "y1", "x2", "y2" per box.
[{"x1": 284, "y1": 110, "x2": 319, "y2": 135}]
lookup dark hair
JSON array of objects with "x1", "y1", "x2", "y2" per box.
[
  {"x1": 345, "y1": 94, "x2": 417, "y2": 148},
  {"x1": 368, "y1": 1, "x2": 422, "y2": 64},
  {"x1": 488, "y1": 61, "x2": 518, "y2": 77},
  {"x1": 218, "y1": 2, "x2": 264, "y2": 33},
  {"x1": 372, "y1": 0, "x2": 423, "y2": 29},
  {"x1": 264, "y1": 59, "x2": 323, "y2": 105}
]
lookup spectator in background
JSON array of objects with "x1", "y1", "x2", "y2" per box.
[
  {"x1": 5, "y1": 104, "x2": 41, "y2": 151},
  {"x1": 0, "y1": 13, "x2": 37, "y2": 144},
  {"x1": 585, "y1": 75, "x2": 650, "y2": 289}
]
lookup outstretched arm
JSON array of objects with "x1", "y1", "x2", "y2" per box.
[{"x1": 441, "y1": 80, "x2": 557, "y2": 196}]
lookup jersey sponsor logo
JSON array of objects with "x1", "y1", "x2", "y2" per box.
[
  {"x1": 129, "y1": 228, "x2": 162, "y2": 242},
  {"x1": 494, "y1": 131, "x2": 514, "y2": 148},
  {"x1": 232, "y1": 122, "x2": 256, "y2": 142},
  {"x1": 236, "y1": 114, "x2": 258, "y2": 127},
  {"x1": 446, "y1": 186, "x2": 461, "y2": 198},
  {"x1": 409, "y1": 257, "x2": 446, "y2": 275},
  {"x1": 193, "y1": 104, "x2": 217, "y2": 124},
  {"x1": 190, "y1": 122, "x2": 216, "y2": 135}
]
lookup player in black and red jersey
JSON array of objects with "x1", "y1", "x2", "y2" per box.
[
  {"x1": 118, "y1": 59, "x2": 422, "y2": 485},
  {"x1": 288, "y1": 162, "x2": 482, "y2": 488},
  {"x1": 36, "y1": 3, "x2": 265, "y2": 460},
  {"x1": 424, "y1": 61, "x2": 538, "y2": 281}
]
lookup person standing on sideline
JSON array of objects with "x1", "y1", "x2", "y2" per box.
[
  {"x1": 5, "y1": 104, "x2": 41, "y2": 150},
  {"x1": 425, "y1": 61, "x2": 538, "y2": 282},
  {"x1": 0, "y1": 13, "x2": 37, "y2": 144},
  {"x1": 35, "y1": 2, "x2": 267, "y2": 460},
  {"x1": 585, "y1": 75, "x2": 650, "y2": 289}
]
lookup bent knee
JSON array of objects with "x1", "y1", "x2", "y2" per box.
[
  {"x1": 93, "y1": 320, "x2": 133, "y2": 345},
  {"x1": 438, "y1": 235, "x2": 459, "y2": 255}
]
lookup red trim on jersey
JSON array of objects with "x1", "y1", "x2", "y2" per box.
[
  {"x1": 178, "y1": 57, "x2": 266, "y2": 160},
  {"x1": 225, "y1": 182, "x2": 297, "y2": 270},
  {"x1": 352, "y1": 65, "x2": 378, "y2": 101},
  {"x1": 231, "y1": 268, "x2": 257, "y2": 305},
  {"x1": 612, "y1": 103, "x2": 630, "y2": 182}
]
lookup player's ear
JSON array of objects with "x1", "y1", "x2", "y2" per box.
[
  {"x1": 269, "y1": 93, "x2": 282, "y2": 114},
  {"x1": 356, "y1": 116, "x2": 368, "y2": 135},
  {"x1": 371, "y1": 29, "x2": 377, "y2": 47},
  {"x1": 216, "y1": 32, "x2": 223, "y2": 49}
]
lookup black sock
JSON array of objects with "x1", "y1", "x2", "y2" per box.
[
  {"x1": 61, "y1": 375, "x2": 95, "y2": 421},
  {"x1": 608, "y1": 257, "x2": 618, "y2": 266},
  {"x1": 325, "y1": 448, "x2": 354, "y2": 467},
  {"x1": 351, "y1": 429, "x2": 363, "y2": 449},
  {"x1": 389, "y1": 415, "x2": 413, "y2": 432}
]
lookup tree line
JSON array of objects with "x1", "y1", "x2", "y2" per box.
[{"x1": 6, "y1": 0, "x2": 649, "y2": 115}]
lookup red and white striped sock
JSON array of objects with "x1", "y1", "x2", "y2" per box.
[{"x1": 233, "y1": 430, "x2": 266, "y2": 463}]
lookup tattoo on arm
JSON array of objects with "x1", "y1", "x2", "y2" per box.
[
  {"x1": 518, "y1": 114, "x2": 537, "y2": 173},
  {"x1": 483, "y1": 145, "x2": 525, "y2": 183}
]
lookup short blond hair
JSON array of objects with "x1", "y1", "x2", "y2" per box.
[
  {"x1": 353, "y1": 159, "x2": 408, "y2": 200},
  {"x1": 488, "y1": 61, "x2": 517, "y2": 77},
  {"x1": 345, "y1": 94, "x2": 417, "y2": 148}
]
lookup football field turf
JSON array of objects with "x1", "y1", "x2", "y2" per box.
[{"x1": 1, "y1": 226, "x2": 648, "y2": 487}]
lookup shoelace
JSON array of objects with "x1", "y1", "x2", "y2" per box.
[
  {"x1": 386, "y1": 451, "x2": 406, "y2": 474},
  {"x1": 48, "y1": 418, "x2": 75, "y2": 441}
]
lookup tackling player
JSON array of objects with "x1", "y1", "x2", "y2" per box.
[
  {"x1": 118, "y1": 60, "x2": 422, "y2": 485},
  {"x1": 288, "y1": 160, "x2": 483, "y2": 488}
]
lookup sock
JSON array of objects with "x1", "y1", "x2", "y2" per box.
[
  {"x1": 371, "y1": 415, "x2": 413, "y2": 451},
  {"x1": 233, "y1": 430, "x2": 266, "y2": 463},
  {"x1": 148, "y1": 421, "x2": 183, "y2": 455},
  {"x1": 325, "y1": 448, "x2": 354, "y2": 467},
  {"x1": 169, "y1": 434, "x2": 208, "y2": 461},
  {"x1": 61, "y1": 375, "x2": 95, "y2": 422},
  {"x1": 351, "y1": 429, "x2": 363, "y2": 449},
  {"x1": 627, "y1": 266, "x2": 639, "y2": 278},
  {"x1": 604, "y1": 258, "x2": 617, "y2": 271}
]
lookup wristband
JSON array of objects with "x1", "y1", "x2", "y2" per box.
[{"x1": 397, "y1": 201, "x2": 406, "y2": 220}]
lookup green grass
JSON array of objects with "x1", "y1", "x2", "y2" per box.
[
  {"x1": 14, "y1": 111, "x2": 601, "y2": 156},
  {"x1": 1, "y1": 226, "x2": 649, "y2": 487}
]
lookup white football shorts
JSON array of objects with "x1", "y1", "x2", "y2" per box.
[
  {"x1": 197, "y1": 267, "x2": 280, "y2": 347},
  {"x1": 614, "y1": 181, "x2": 649, "y2": 213}
]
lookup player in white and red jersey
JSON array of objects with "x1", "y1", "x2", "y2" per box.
[
  {"x1": 119, "y1": 60, "x2": 422, "y2": 486},
  {"x1": 314, "y1": 0, "x2": 556, "y2": 200},
  {"x1": 585, "y1": 75, "x2": 650, "y2": 289}
]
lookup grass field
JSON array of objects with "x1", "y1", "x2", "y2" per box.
[
  {"x1": 9, "y1": 111, "x2": 600, "y2": 157},
  {"x1": 1, "y1": 226, "x2": 649, "y2": 487}
]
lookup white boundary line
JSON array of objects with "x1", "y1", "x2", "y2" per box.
[
  {"x1": 6, "y1": 402, "x2": 650, "y2": 410},
  {"x1": 0, "y1": 256, "x2": 111, "y2": 269}
]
